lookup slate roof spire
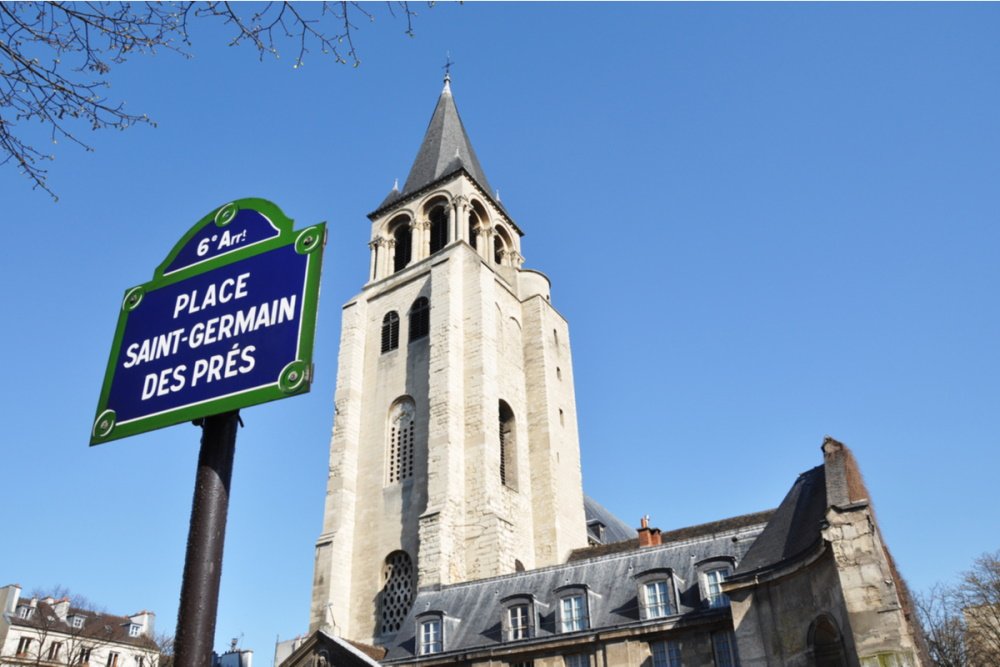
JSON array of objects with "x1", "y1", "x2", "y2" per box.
[{"x1": 400, "y1": 74, "x2": 493, "y2": 198}]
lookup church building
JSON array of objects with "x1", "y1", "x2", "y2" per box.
[{"x1": 288, "y1": 77, "x2": 928, "y2": 667}]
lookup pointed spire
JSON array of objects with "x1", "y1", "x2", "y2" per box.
[{"x1": 399, "y1": 75, "x2": 493, "y2": 198}]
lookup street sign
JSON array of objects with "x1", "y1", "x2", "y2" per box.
[{"x1": 91, "y1": 198, "x2": 326, "y2": 445}]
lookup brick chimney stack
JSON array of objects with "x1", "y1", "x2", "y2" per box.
[{"x1": 637, "y1": 515, "x2": 662, "y2": 547}]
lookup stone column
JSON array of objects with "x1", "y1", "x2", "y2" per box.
[
  {"x1": 412, "y1": 220, "x2": 430, "y2": 261},
  {"x1": 368, "y1": 240, "x2": 379, "y2": 282},
  {"x1": 384, "y1": 239, "x2": 396, "y2": 276},
  {"x1": 454, "y1": 196, "x2": 469, "y2": 244},
  {"x1": 475, "y1": 223, "x2": 494, "y2": 262}
]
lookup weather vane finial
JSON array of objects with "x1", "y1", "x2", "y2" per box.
[{"x1": 443, "y1": 51, "x2": 454, "y2": 82}]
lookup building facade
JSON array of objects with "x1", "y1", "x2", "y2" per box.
[
  {"x1": 302, "y1": 78, "x2": 928, "y2": 667},
  {"x1": 0, "y1": 584, "x2": 160, "y2": 667}
]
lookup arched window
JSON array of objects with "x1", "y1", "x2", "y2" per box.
[
  {"x1": 381, "y1": 312, "x2": 399, "y2": 353},
  {"x1": 499, "y1": 400, "x2": 516, "y2": 489},
  {"x1": 494, "y1": 224, "x2": 513, "y2": 265},
  {"x1": 809, "y1": 615, "x2": 847, "y2": 667},
  {"x1": 379, "y1": 551, "x2": 414, "y2": 635},
  {"x1": 391, "y1": 218, "x2": 412, "y2": 273},
  {"x1": 409, "y1": 297, "x2": 429, "y2": 342},
  {"x1": 468, "y1": 210, "x2": 479, "y2": 251},
  {"x1": 387, "y1": 398, "x2": 415, "y2": 483},
  {"x1": 429, "y1": 205, "x2": 449, "y2": 254}
]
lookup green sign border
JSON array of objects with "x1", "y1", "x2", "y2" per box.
[{"x1": 90, "y1": 198, "x2": 326, "y2": 445}]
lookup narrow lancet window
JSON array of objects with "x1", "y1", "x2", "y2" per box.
[
  {"x1": 409, "y1": 297, "x2": 430, "y2": 341},
  {"x1": 499, "y1": 400, "x2": 516, "y2": 489},
  {"x1": 387, "y1": 398, "x2": 415, "y2": 483},
  {"x1": 381, "y1": 312, "x2": 400, "y2": 353}
]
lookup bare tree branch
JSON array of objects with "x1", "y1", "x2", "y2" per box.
[{"x1": 0, "y1": 2, "x2": 427, "y2": 200}]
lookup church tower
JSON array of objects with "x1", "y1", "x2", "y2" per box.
[{"x1": 309, "y1": 77, "x2": 588, "y2": 644}]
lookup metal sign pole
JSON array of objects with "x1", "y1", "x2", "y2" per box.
[{"x1": 173, "y1": 411, "x2": 240, "y2": 667}]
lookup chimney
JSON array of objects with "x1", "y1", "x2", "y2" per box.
[
  {"x1": 637, "y1": 515, "x2": 662, "y2": 547},
  {"x1": 53, "y1": 598, "x2": 70, "y2": 620},
  {"x1": 0, "y1": 585, "x2": 21, "y2": 616}
]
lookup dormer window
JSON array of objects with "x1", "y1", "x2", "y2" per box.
[
  {"x1": 695, "y1": 557, "x2": 735, "y2": 609},
  {"x1": 501, "y1": 595, "x2": 534, "y2": 641},
  {"x1": 558, "y1": 594, "x2": 588, "y2": 633},
  {"x1": 418, "y1": 616, "x2": 443, "y2": 655},
  {"x1": 635, "y1": 567, "x2": 678, "y2": 620},
  {"x1": 128, "y1": 624, "x2": 141, "y2": 637},
  {"x1": 71, "y1": 615, "x2": 85, "y2": 629},
  {"x1": 704, "y1": 568, "x2": 730, "y2": 608},
  {"x1": 16, "y1": 606, "x2": 33, "y2": 620},
  {"x1": 643, "y1": 581, "x2": 673, "y2": 618}
]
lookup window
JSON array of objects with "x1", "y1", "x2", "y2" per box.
[
  {"x1": 136, "y1": 658, "x2": 145, "y2": 667},
  {"x1": 468, "y1": 211, "x2": 480, "y2": 251},
  {"x1": 510, "y1": 662, "x2": 533, "y2": 667},
  {"x1": 128, "y1": 624, "x2": 141, "y2": 637},
  {"x1": 564, "y1": 655, "x2": 589, "y2": 667},
  {"x1": 392, "y1": 219, "x2": 412, "y2": 273},
  {"x1": 72, "y1": 615, "x2": 85, "y2": 628},
  {"x1": 16, "y1": 637, "x2": 32, "y2": 655},
  {"x1": 494, "y1": 225, "x2": 513, "y2": 265},
  {"x1": 704, "y1": 568, "x2": 730, "y2": 608},
  {"x1": 409, "y1": 297, "x2": 429, "y2": 341},
  {"x1": 556, "y1": 366, "x2": 562, "y2": 380},
  {"x1": 419, "y1": 618, "x2": 442, "y2": 655},
  {"x1": 499, "y1": 400, "x2": 516, "y2": 488},
  {"x1": 651, "y1": 641, "x2": 682, "y2": 667},
  {"x1": 17, "y1": 606, "x2": 33, "y2": 619},
  {"x1": 560, "y1": 595, "x2": 588, "y2": 632},
  {"x1": 379, "y1": 551, "x2": 414, "y2": 635},
  {"x1": 644, "y1": 580, "x2": 673, "y2": 618},
  {"x1": 507, "y1": 604, "x2": 531, "y2": 640},
  {"x1": 79, "y1": 647, "x2": 93, "y2": 665},
  {"x1": 387, "y1": 398, "x2": 415, "y2": 483},
  {"x1": 381, "y1": 312, "x2": 400, "y2": 353},
  {"x1": 712, "y1": 631, "x2": 740, "y2": 667},
  {"x1": 429, "y1": 206, "x2": 448, "y2": 254},
  {"x1": 107, "y1": 652, "x2": 120, "y2": 667},
  {"x1": 48, "y1": 642, "x2": 63, "y2": 660}
]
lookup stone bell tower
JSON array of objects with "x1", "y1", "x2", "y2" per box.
[{"x1": 309, "y1": 76, "x2": 588, "y2": 644}]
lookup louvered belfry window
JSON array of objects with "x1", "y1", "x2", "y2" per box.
[
  {"x1": 387, "y1": 398, "x2": 415, "y2": 484},
  {"x1": 381, "y1": 311, "x2": 400, "y2": 353},
  {"x1": 409, "y1": 297, "x2": 430, "y2": 341}
]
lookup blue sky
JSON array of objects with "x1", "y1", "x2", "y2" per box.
[{"x1": 2, "y1": 2, "x2": 998, "y2": 661}]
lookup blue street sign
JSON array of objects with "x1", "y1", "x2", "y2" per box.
[{"x1": 92, "y1": 199, "x2": 326, "y2": 444}]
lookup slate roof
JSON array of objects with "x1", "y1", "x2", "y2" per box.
[
  {"x1": 583, "y1": 495, "x2": 636, "y2": 544},
  {"x1": 734, "y1": 465, "x2": 827, "y2": 576},
  {"x1": 8, "y1": 599, "x2": 158, "y2": 650},
  {"x1": 382, "y1": 514, "x2": 768, "y2": 661},
  {"x1": 400, "y1": 78, "x2": 493, "y2": 201}
]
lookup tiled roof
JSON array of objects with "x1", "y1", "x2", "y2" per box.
[
  {"x1": 9, "y1": 599, "x2": 157, "y2": 650},
  {"x1": 400, "y1": 79, "x2": 492, "y2": 200},
  {"x1": 583, "y1": 495, "x2": 636, "y2": 544},
  {"x1": 734, "y1": 466, "x2": 827, "y2": 575},
  {"x1": 381, "y1": 513, "x2": 768, "y2": 660}
]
